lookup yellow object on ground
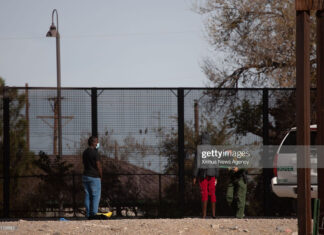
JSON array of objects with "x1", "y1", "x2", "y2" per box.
[{"x1": 96, "y1": 212, "x2": 112, "y2": 218}]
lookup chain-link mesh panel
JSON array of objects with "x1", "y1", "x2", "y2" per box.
[
  {"x1": 7, "y1": 88, "x2": 92, "y2": 217},
  {"x1": 27, "y1": 88, "x2": 91, "y2": 156},
  {"x1": 97, "y1": 89, "x2": 178, "y2": 174},
  {"x1": 268, "y1": 89, "x2": 296, "y2": 144},
  {"x1": 3, "y1": 87, "x2": 316, "y2": 217},
  {"x1": 183, "y1": 89, "x2": 265, "y2": 216},
  {"x1": 268, "y1": 89, "x2": 317, "y2": 144}
]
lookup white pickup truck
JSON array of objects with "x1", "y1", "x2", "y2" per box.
[{"x1": 271, "y1": 125, "x2": 318, "y2": 198}]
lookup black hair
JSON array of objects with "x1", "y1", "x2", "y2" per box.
[{"x1": 88, "y1": 136, "x2": 97, "y2": 146}]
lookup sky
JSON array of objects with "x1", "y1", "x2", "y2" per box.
[{"x1": 0, "y1": 0, "x2": 211, "y2": 87}]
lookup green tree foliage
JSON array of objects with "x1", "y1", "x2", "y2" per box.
[
  {"x1": 229, "y1": 99, "x2": 263, "y2": 137},
  {"x1": 32, "y1": 151, "x2": 73, "y2": 216},
  {"x1": 0, "y1": 78, "x2": 36, "y2": 214},
  {"x1": 0, "y1": 78, "x2": 35, "y2": 176},
  {"x1": 229, "y1": 90, "x2": 316, "y2": 145}
]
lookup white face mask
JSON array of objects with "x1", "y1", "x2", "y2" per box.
[{"x1": 96, "y1": 143, "x2": 100, "y2": 149}]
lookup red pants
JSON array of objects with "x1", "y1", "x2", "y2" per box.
[{"x1": 199, "y1": 176, "x2": 216, "y2": 202}]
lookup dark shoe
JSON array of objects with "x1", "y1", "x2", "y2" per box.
[
  {"x1": 236, "y1": 214, "x2": 245, "y2": 219},
  {"x1": 88, "y1": 214, "x2": 107, "y2": 220}
]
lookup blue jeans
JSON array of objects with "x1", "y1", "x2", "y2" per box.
[{"x1": 82, "y1": 175, "x2": 101, "y2": 217}]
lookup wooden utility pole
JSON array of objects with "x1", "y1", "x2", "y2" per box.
[
  {"x1": 114, "y1": 140, "x2": 119, "y2": 160},
  {"x1": 37, "y1": 97, "x2": 73, "y2": 155},
  {"x1": 296, "y1": 0, "x2": 324, "y2": 234}
]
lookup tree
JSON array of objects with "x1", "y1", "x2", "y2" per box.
[
  {"x1": 194, "y1": 0, "x2": 316, "y2": 88},
  {"x1": 0, "y1": 78, "x2": 36, "y2": 215},
  {"x1": 229, "y1": 89, "x2": 317, "y2": 144},
  {"x1": 32, "y1": 151, "x2": 74, "y2": 216}
]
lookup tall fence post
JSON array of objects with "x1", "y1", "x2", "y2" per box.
[
  {"x1": 316, "y1": 10, "x2": 324, "y2": 234},
  {"x1": 3, "y1": 87, "x2": 10, "y2": 218},
  {"x1": 177, "y1": 88, "x2": 185, "y2": 216},
  {"x1": 262, "y1": 88, "x2": 270, "y2": 216},
  {"x1": 194, "y1": 99, "x2": 199, "y2": 142},
  {"x1": 158, "y1": 174, "x2": 162, "y2": 217},
  {"x1": 91, "y1": 88, "x2": 98, "y2": 137},
  {"x1": 72, "y1": 172, "x2": 76, "y2": 217},
  {"x1": 296, "y1": 10, "x2": 312, "y2": 235},
  {"x1": 25, "y1": 83, "x2": 30, "y2": 152}
]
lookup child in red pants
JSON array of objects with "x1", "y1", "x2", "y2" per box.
[
  {"x1": 193, "y1": 132, "x2": 219, "y2": 218},
  {"x1": 193, "y1": 172, "x2": 218, "y2": 218}
]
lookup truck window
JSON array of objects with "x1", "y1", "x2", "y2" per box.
[
  {"x1": 282, "y1": 131, "x2": 296, "y2": 146},
  {"x1": 280, "y1": 131, "x2": 317, "y2": 153}
]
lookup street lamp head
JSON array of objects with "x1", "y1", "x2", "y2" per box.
[
  {"x1": 46, "y1": 23, "x2": 57, "y2": 37},
  {"x1": 46, "y1": 9, "x2": 59, "y2": 37}
]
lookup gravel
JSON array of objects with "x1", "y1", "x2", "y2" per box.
[{"x1": 0, "y1": 217, "x2": 298, "y2": 235}]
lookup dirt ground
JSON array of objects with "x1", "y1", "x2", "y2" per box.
[{"x1": 0, "y1": 217, "x2": 298, "y2": 235}]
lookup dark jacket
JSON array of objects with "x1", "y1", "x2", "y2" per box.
[
  {"x1": 193, "y1": 166, "x2": 219, "y2": 179},
  {"x1": 229, "y1": 168, "x2": 247, "y2": 183},
  {"x1": 193, "y1": 132, "x2": 219, "y2": 178},
  {"x1": 82, "y1": 147, "x2": 101, "y2": 178},
  {"x1": 193, "y1": 152, "x2": 219, "y2": 178}
]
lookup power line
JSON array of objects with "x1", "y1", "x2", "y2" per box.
[{"x1": 0, "y1": 30, "x2": 200, "y2": 41}]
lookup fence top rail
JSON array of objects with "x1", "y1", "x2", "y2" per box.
[
  {"x1": 5, "y1": 86, "x2": 300, "y2": 91},
  {"x1": 0, "y1": 173, "x2": 178, "y2": 179}
]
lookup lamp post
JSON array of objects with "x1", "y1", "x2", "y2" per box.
[{"x1": 46, "y1": 9, "x2": 62, "y2": 158}]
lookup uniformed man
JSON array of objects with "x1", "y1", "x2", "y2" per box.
[{"x1": 226, "y1": 167, "x2": 247, "y2": 219}]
